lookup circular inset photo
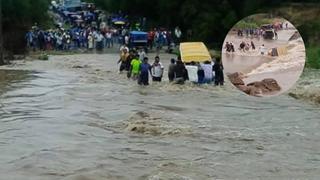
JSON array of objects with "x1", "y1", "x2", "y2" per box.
[{"x1": 222, "y1": 14, "x2": 306, "y2": 97}]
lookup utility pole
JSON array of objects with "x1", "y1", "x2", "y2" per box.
[{"x1": 0, "y1": 0, "x2": 4, "y2": 65}]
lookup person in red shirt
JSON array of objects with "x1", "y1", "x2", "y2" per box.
[{"x1": 147, "y1": 29, "x2": 155, "y2": 50}]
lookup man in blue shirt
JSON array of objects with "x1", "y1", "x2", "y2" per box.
[{"x1": 138, "y1": 57, "x2": 152, "y2": 86}]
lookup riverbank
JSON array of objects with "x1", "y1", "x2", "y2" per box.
[{"x1": 288, "y1": 69, "x2": 320, "y2": 104}]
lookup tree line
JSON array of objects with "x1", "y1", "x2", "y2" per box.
[
  {"x1": 1, "y1": 0, "x2": 50, "y2": 64},
  {"x1": 87, "y1": 0, "x2": 318, "y2": 47},
  {"x1": 1, "y1": 0, "x2": 319, "y2": 67}
]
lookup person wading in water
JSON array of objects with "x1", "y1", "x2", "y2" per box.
[
  {"x1": 212, "y1": 57, "x2": 224, "y2": 86},
  {"x1": 138, "y1": 57, "x2": 152, "y2": 86},
  {"x1": 151, "y1": 56, "x2": 164, "y2": 82}
]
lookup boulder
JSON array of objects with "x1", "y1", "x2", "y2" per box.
[
  {"x1": 237, "y1": 85, "x2": 262, "y2": 96},
  {"x1": 289, "y1": 31, "x2": 301, "y2": 41},
  {"x1": 247, "y1": 81, "x2": 270, "y2": 94},
  {"x1": 228, "y1": 72, "x2": 245, "y2": 85},
  {"x1": 247, "y1": 78, "x2": 281, "y2": 94},
  {"x1": 236, "y1": 85, "x2": 251, "y2": 94},
  {"x1": 262, "y1": 78, "x2": 281, "y2": 91}
]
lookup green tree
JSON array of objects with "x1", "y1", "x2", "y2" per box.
[{"x1": 1, "y1": 0, "x2": 50, "y2": 56}]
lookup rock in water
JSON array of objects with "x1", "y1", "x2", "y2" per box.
[
  {"x1": 228, "y1": 72, "x2": 245, "y2": 85},
  {"x1": 237, "y1": 85, "x2": 262, "y2": 96},
  {"x1": 247, "y1": 81, "x2": 270, "y2": 94},
  {"x1": 289, "y1": 31, "x2": 301, "y2": 41},
  {"x1": 247, "y1": 78, "x2": 281, "y2": 95},
  {"x1": 72, "y1": 64, "x2": 89, "y2": 69},
  {"x1": 262, "y1": 78, "x2": 281, "y2": 91}
]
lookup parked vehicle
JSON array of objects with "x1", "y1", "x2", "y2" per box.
[
  {"x1": 129, "y1": 31, "x2": 148, "y2": 51},
  {"x1": 263, "y1": 29, "x2": 274, "y2": 39}
]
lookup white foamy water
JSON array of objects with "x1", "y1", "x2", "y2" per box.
[{"x1": 246, "y1": 39, "x2": 305, "y2": 76}]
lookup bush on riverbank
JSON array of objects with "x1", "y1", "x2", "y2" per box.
[
  {"x1": 1, "y1": 0, "x2": 50, "y2": 58},
  {"x1": 306, "y1": 46, "x2": 320, "y2": 69},
  {"x1": 38, "y1": 54, "x2": 49, "y2": 61}
]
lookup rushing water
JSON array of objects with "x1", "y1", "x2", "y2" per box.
[
  {"x1": 222, "y1": 26, "x2": 306, "y2": 95},
  {"x1": 0, "y1": 54, "x2": 319, "y2": 180}
]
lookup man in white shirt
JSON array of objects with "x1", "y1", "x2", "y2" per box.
[
  {"x1": 185, "y1": 62, "x2": 198, "y2": 83},
  {"x1": 105, "y1": 31, "x2": 112, "y2": 48},
  {"x1": 138, "y1": 48, "x2": 146, "y2": 61},
  {"x1": 174, "y1": 27, "x2": 182, "y2": 45},
  {"x1": 201, "y1": 61, "x2": 213, "y2": 83},
  {"x1": 120, "y1": 45, "x2": 129, "y2": 52},
  {"x1": 151, "y1": 56, "x2": 164, "y2": 82},
  {"x1": 124, "y1": 35, "x2": 129, "y2": 46},
  {"x1": 95, "y1": 32, "x2": 104, "y2": 51},
  {"x1": 259, "y1": 44, "x2": 267, "y2": 55}
]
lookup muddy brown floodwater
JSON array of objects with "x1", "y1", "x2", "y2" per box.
[
  {"x1": 222, "y1": 24, "x2": 305, "y2": 95},
  {"x1": 0, "y1": 53, "x2": 320, "y2": 180}
]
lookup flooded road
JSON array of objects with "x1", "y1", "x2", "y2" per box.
[{"x1": 0, "y1": 54, "x2": 320, "y2": 179}]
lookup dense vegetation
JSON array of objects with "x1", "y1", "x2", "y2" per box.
[
  {"x1": 1, "y1": 0, "x2": 50, "y2": 64},
  {"x1": 87, "y1": 0, "x2": 320, "y2": 68},
  {"x1": 1, "y1": 0, "x2": 319, "y2": 68}
]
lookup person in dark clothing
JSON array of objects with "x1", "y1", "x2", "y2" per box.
[
  {"x1": 239, "y1": 41, "x2": 246, "y2": 51},
  {"x1": 38, "y1": 31, "x2": 45, "y2": 51},
  {"x1": 173, "y1": 58, "x2": 188, "y2": 84},
  {"x1": 125, "y1": 51, "x2": 135, "y2": 71},
  {"x1": 168, "y1": 58, "x2": 176, "y2": 82},
  {"x1": 225, "y1": 42, "x2": 231, "y2": 52},
  {"x1": 197, "y1": 64, "x2": 205, "y2": 84},
  {"x1": 230, "y1": 43, "x2": 235, "y2": 52},
  {"x1": 138, "y1": 57, "x2": 152, "y2": 86},
  {"x1": 251, "y1": 41, "x2": 255, "y2": 50},
  {"x1": 212, "y1": 57, "x2": 224, "y2": 86}
]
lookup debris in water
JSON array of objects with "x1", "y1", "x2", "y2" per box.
[
  {"x1": 119, "y1": 111, "x2": 192, "y2": 136},
  {"x1": 72, "y1": 64, "x2": 89, "y2": 69}
]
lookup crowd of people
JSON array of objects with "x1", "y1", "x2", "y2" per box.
[
  {"x1": 147, "y1": 26, "x2": 182, "y2": 53},
  {"x1": 25, "y1": 1, "x2": 224, "y2": 87},
  {"x1": 25, "y1": 1, "x2": 183, "y2": 53},
  {"x1": 25, "y1": 2, "x2": 145, "y2": 52},
  {"x1": 225, "y1": 22, "x2": 291, "y2": 55},
  {"x1": 25, "y1": 20, "x2": 134, "y2": 52},
  {"x1": 224, "y1": 41, "x2": 256, "y2": 53},
  {"x1": 225, "y1": 41, "x2": 270, "y2": 55},
  {"x1": 117, "y1": 45, "x2": 224, "y2": 86},
  {"x1": 237, "y1": 26, "x2": 278, "y2": 39},
  {"x1": 225, "y1": 40, "x2": 270, "y2": 55},
  {"x1": 235, "y1": 21, "x2": 290, "y2": 41}
]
